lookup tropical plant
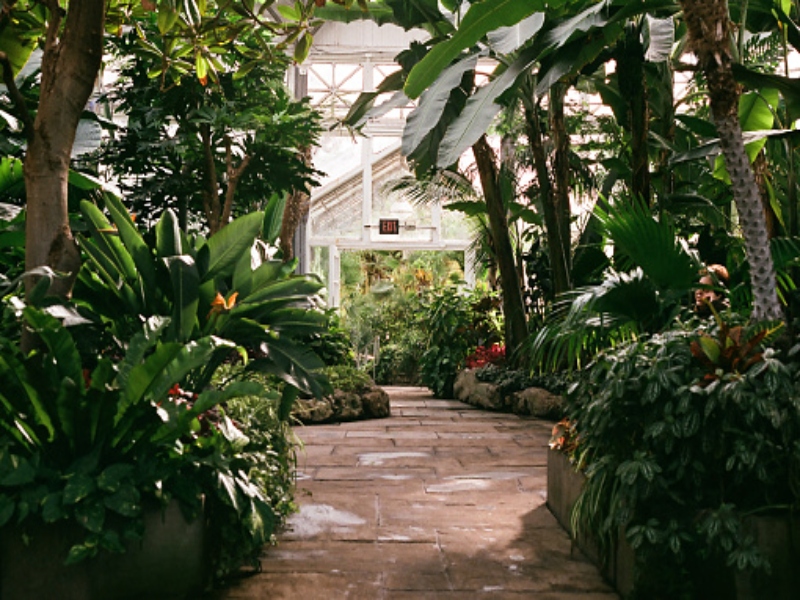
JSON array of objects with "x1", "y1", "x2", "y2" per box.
[
  {"x1": 102, "y1": 19, "x2": 322, "y2": 233},
  {"x1": 566, "y1": 326, "x2": 800, "y2": 597},
  {"x1": 74, "y1": 193, "x2": 329, "y2": 400},
  {"x1": 0, "y1": 307, "x2": 284, "y2": 578},
  {"x1": 418, "y1": 285, "x2": 503, "y2": 398},
  {"x1": 526, "y1": 197, "x2": 702, "y2": 372},
  {"x1": 0, "y1": 0, "x2": 329, "y2": 341}
]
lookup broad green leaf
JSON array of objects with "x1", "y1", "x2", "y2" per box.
[
  {"x1": 97, "y1": 464, "x2": 135, "y2": 493},
  {"x1": 157, "y1": 6, "x2": 179, "y2": 34},
  {"x1": 80, "y1": 201, "x2": 139, "y2": 286},
  {"x1": 75, "y1": 501, "x2": 106, "y2": 533},
  {"x1": 277, "y1": 4, "x2": 300, "y2": 20},
  {"x1": 437, "y1": 46, "x2": 538, "y2": 167},
  {"x1": 487, "y1": 12, "x2": 545, "y2": 54},
  {"x1": 164, "y1": 255, "x2": 200, "y2": 342},
  {"x1": 200, "y1": 212, "x2": 263, "y2": 282},
  {"x1": 103, "y1": 485, "x2": 140, "y2": 517},
  {"x1": 343, "y1": 70, "x2": 406, "y2": 128},
  {"x1": 404, "y1": 0, "x2": 549, "y2": 98},
  {"x1": 117, "y1": 317, "x2": 170, "y2": 390},
  {"x1": 155, "y1": 208, "x2": 183, "y2": 258},
  {"x1": 63, "y1": 473, "x2": 96, "y2": 505},
  {"x1": 698, "y1": 336, "x2": 721, "y2": 363},
  {"x1": 0, "y1": 494, "x2": 15, "y2": 527},
  {"x1": 733, "y1": 63, "x2": 800, "y2": 123},
  {"x1": 263, "y1": 193, "x2": 287, "y2": 246},
  {"x1": 0, "y1": 455, "x2": 36, "y2": 486},
  {"x1": 402, "y1": 54, "x2": 479, "y2": 157},
  {"x1": 294, "y1": 32, "x2": 313, "y2": 64},
  {"x1": 103, "y1": 193, "x2": 159, "y2": 307},
  {"x1": 24, "y1": 308, "x2": 83, "y2": 392},
  {"x1": 122, "y1": 336, "x2": 234, "y2": 414},
  {"x1": 0, "y1": 13, "x2": 38, "y2": 78}
]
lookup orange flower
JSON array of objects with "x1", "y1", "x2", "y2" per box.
[{"x1": 207, "y1": 291, "x2": 238, "y2": 319}]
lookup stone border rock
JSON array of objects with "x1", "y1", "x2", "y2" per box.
[
  {"x1": 452, "y1": 369, "x2": 563, "y2": 418},
  {"x1": 293, "y1": 384, "x2": 391, "y2": 424}
]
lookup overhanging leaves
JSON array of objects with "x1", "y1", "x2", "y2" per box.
[{"x1": 404, "y1": 0, "x2": 550, "y2": 99}]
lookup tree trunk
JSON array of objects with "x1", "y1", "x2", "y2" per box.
[
  {"x1": 280, "y1": 147, "x2": 313, "y2": 262},
  {"x1": 472, "y1": 135, "x2": 528, "y2": 356},
  {"x1": 680, "y1": 0, "x2": 783, "y2": 321},
  {"x1": 618, "y1": 23, "x2": 651, "y2": 204},
  {"x1": 24, "y1": 0, "x2": 105, "y2": 306},
  {"x1": 549, "y1": 83, "x2": 573, "y2": 294}
]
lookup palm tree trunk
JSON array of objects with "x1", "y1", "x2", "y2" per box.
[
  {"x1": 472, "y1": 135, "x2": 528, "y2": 356},
  {"x1": 680, "y1": 0, "x2": 783, "y2": 321}
]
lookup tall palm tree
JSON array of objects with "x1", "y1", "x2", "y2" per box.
[{"x1": 679, "y1": 0, "x2": 783, "y2": 321}]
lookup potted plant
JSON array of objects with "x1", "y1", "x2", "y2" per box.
[
  {"x1": 0, "y1": 306, "x2": 284, "y2": 599},
  {"x1": 561, "y1": 317, "x2": 799, "y2": 599}
]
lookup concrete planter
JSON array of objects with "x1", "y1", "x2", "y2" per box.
[
  {"x1": 546, "y1": 449, "x2": 634, "y2": 595},
  {"x1": 546, "y1": 449, "x2": 800, "y2": 599},
  {"x1": 0, "y1": 501, "x2": 207, "y2": 600}
]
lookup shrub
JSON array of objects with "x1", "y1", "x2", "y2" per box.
[
  {"x1": 418, "y1": 286, "x2": 503, "y2": 398},
  {"x1": 567, "y1": 323, "x2": 799, "y2": 597}
]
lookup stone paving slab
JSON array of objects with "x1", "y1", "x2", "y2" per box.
[{"x1": 212, "y1": 387, "x2": 617, "y2": 600}]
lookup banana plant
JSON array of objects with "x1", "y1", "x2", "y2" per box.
[{"x1": 75, "y1": 193, "x2": 329, "y2": 397}]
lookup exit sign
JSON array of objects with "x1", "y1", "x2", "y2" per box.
[{"x1": 379, "y1": 219, "x2": 400, "y2": 235}]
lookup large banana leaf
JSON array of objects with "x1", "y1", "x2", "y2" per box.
[
  {"x1": 437, "y1": 46, "x2": 538, "y2": 167},
  {"x1": 404, "y1": 0, "x2": 550, "y2": 98},
  {"x1": 402, "y1": 54, "x2": 479, "y2": 157}
]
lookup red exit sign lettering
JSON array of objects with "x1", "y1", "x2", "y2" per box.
[{"x1": 379, "y1": 219, "x2": 400, "y2": 234}]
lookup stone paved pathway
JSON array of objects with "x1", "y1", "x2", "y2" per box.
[{"x1": 216, "y1": 387, "x2": 617, "y2": 599}]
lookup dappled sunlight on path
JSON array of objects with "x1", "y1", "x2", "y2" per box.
[{"x1": 214, "y1": 386, "x2": 617, "y2": 599}]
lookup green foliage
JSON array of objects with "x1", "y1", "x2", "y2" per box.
[
  {"x1": 567, "y1": 326, "x2": 800, "y2": 596},
  {"x1": 303, "y1": 310, "x2": 355, "y2": 367},
  {"x1": 0, "y1": 308, "x2": 282, "y2": 577},
  {"x1": 526, "y1": 197, "x2": 702, "y2": 373},
  {"x1": 75, "y1": 194, "x2": 329, "y2": 397},
  {"x1": 0, "y1": 203, "x2": 24, "y2": 286},
  {"x1": 322, "y1": 364, "x2": 374, "y2": 394},
  {"x1": 102, "y1": 17, "x2": 321, "y2": 229},
  {"x1": 418, "y1": 286, "x2": 503, "y2": 398},
  {"x1": 208, "y1": 364, "x2": 298, "y2": 576}
]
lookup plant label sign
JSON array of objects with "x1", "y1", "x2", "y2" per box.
[{"x1": 379, "y1": 219, "x2": 400, "y2": 235}]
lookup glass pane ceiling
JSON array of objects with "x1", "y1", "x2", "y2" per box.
[{"x1": 304, "y1": 21, "x2": 471, "y2": 250}]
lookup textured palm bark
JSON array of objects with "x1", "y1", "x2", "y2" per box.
[
  {"x1": 549, "y1": 83, "x2": 573, "y2": 294},
  {"x1": 680, "y1": 0, "x2": 783, "y2": 321},
  {"x1": 24, "y1": 0, "x2": 105, "y2": 303},
  {"x1": 472, "y1": 135, "x2": 529, "y2": 356},
  {"x1": 280, "y1": 147, "x2": 313, "y2": 261}
]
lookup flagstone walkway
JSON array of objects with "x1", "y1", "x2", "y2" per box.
[{"x1": 215, "y1": 386, "x2": 617, "y2": 599}]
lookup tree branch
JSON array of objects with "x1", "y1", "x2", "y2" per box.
[
  {"x1": 40, "y1": 0, "x2": 64, "y2": 93},
  {"x1": 0, "y1": 50, "x2": 33, "y2": 137},
  {"x1": 200, "y1": 124, "x2": 219, "y2": 232},
  {"x1": 220, "y1": 135, "x2": 252, "y2": 228}
]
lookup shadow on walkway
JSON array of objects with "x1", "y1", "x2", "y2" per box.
[{"x1": 213, "y1": 386, "x2": 617, "y2": 599}]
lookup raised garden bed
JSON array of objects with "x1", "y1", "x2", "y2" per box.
[{"x1": 546, "y1": 449, "x2": 800, "y2": 599}]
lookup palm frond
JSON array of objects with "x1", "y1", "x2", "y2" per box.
[
  {"x1": 526, "y1": 270, "x2": 659, "y2": 373},
  {"x1": 380, "y1": 170, "x2": 478, "y2": 206},
  {"x1": 595, "y1": 197, "x2": 700, "y2": 292}
]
